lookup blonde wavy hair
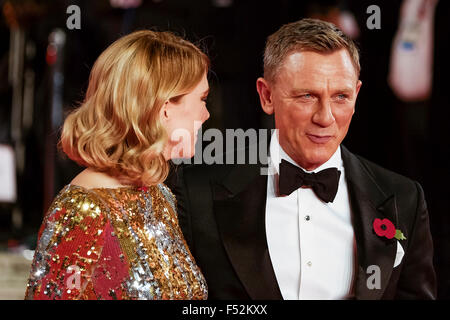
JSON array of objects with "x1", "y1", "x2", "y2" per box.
[{"x1": 60, "y1": 30, "x2": 209, "y2": 186}]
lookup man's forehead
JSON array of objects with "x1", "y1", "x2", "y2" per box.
[{"x1": 277, "y1": 49, "x2": 358, "y2": 80}]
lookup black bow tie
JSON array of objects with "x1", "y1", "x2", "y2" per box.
[{"x1": 278, "y1": 159, "x2": 341, "y2": 203}]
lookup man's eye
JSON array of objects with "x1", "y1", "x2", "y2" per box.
[
  {"x1": 337, "y1": 94, "x2": 348, "y2": 100},
  {"x1": 301, "y1": 94, "x2": 312, "y2": 99}
]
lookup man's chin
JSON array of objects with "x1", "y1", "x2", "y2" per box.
[{"x1": 300, "y1": 148, "x2": 337, "y2": 169}]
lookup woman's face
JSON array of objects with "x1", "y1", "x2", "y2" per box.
[{"x1": 161, "y1": 72, "x2": 210, "y2": 159}]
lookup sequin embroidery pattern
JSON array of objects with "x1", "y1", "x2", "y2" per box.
[{"x1": 24, "y1": 184, "x2": 207, "y2": 300}]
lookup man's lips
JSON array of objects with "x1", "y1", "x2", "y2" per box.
[{"x1": 306, "y1": 134, "x2": 333, "y2": 144}]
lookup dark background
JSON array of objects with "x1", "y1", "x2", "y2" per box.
[{"x1": 0, "y1": 0, "x2": 448, "y2": 299}]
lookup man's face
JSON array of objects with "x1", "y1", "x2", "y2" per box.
[{"x1": 259, "y1": 49, "x2": 361, "y2": 170}]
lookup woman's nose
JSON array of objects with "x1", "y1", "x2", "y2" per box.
[{"x1": 203, "y1": 108, "x2": 210, "y2": 122}]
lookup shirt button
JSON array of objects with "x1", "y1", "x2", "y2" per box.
[
  {"x1": 307, "y1": 261, "x2": 312, "y2": 267},
  {"x1": 305, "y1": 215, "x2": 311, "y2": 221}
]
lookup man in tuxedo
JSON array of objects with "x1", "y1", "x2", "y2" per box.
[{"x1": 167, "y1": 18, "x2": 436, "y2": 299}]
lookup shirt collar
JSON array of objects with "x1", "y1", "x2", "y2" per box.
[{"x1": 269, "y1": 130, "x2": 343, "y2": 175}]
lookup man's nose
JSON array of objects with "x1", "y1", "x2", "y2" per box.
[{"x1": 312, "y1": 100, "x2": 335, "y2": 127}]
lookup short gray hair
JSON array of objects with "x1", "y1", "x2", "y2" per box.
[{"x1": 263, "y1": 18, "x2": 360, "y2": 82}]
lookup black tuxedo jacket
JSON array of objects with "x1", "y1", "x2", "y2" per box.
[{"x1": 167, "y1": 145, "x2": 436, "y2": 299}]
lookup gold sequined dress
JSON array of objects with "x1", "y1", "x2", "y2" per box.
[{"x1": 24, "y1": 183, "x2": 207, "y2": 300}]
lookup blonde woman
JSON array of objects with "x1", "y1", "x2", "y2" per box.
[{"x1": 25, "y1": 30, "x2": 210, "y2": 300}]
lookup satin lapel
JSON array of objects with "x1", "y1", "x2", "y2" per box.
[
  {"x1": 212, "y1": 163, "x2": 283, "y2": 300},
  {"x1": 341, "y1": 146, "x2": 398, "y2": 300}
]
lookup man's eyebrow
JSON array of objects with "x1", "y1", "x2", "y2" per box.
[
  {"x1": 334, "y1": 88, "x2": 354, "y2": 95},
  {"x1": 290, "y1": 87, "x2": 354, "y2": 95},
  {"x1": 290, "y1": 88, "x2": 320, "y2": 95}
]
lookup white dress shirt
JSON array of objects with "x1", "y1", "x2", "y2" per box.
[{"x1": 265, "y1": 131, "x2": 356, "y2": 300}]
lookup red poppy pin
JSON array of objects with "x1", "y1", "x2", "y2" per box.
[{"x1": 373, "y1": 218, "x2": 406, "y2": 240}]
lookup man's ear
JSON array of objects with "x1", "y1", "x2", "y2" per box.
[
  {"x1": 351, "y1": 80, "x2": 362, "y2": 116},
  {"x1": 356, "y1": 80, "x2": 362, "y2": 96},
  {"x1": 256, "y1": 77, "x2": 274, "y2": 115}
]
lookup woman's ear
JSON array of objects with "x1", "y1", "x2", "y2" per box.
[
  {"x1": 256, "y1": 77, "x2": 274, "y2": 115},
  {"x1": 159, "y1": 100, "x2": 170, "y2": 123}
]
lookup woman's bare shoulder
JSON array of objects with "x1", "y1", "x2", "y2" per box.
[{"x1": 70, "y1": 168, "x2": 129, "y2": 189}]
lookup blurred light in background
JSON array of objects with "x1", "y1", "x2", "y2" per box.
[{"x1": 0, "y1": 145, "x2": 16, "y2": 203}]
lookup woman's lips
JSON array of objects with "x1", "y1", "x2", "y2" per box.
[{"x1": 306, "y1": 134, "x2": 333, "y2": 144}]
